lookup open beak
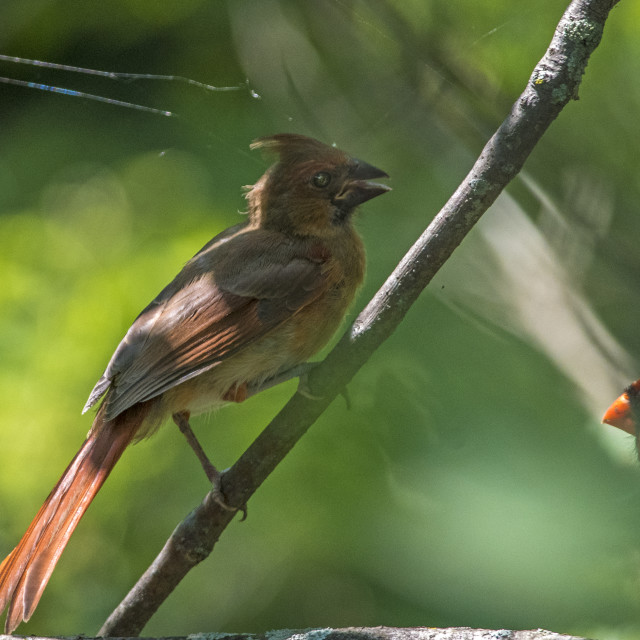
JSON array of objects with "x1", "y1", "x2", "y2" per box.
[
  {"x1": 334, "y1": 158, "x2": 391, "y2": 210},
  {"x1": 602, "y1": 379, "x2": 640, "y2": 436}
]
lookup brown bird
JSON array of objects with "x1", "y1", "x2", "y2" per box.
[
  {"x1": 0, "y1": 133, "x2": 390, "y2": 633},
  {"x1": 602, "y1": 378, "x2": 640, "y2": 437}
]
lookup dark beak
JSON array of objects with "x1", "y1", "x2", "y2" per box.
[
  {"x1": 334, "y1": 158, "x2": 391, "y2": 211},
  {"x1": 351, "y1": 158, "x2": 389, "y2": 181}
]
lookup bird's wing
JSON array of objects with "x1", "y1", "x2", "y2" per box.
[{"x1": 84, "y1": 228, "x2": 332, "y2": 419}]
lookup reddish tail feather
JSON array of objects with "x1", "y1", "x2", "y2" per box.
[{"x1": 0, "y1": 404, "x2": 146, "y2": 633}]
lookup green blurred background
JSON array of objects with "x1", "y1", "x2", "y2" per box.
[{"x1": 1, "y1": 1, "x2": 640, "y2": 638}]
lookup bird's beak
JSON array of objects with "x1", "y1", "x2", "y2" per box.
[
  {"x1": 602, "y1": 380, "x2": 640, "y2": 436},
  {"x1": 334, "y1": 159, "x2": 391, "y2": 209}
]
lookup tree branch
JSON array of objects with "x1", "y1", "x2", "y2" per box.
[
  {"x1": 15, "y1": 625, "x2": 596, "y2": 640},
  {"x1": 99, "y1": 0, "x2": 621, "y2": 635}
]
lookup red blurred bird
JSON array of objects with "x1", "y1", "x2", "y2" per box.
[
  {"x1": 602, "y1": 379, "x2": 640, "y2": 436},
  {"x1": 0, "y1": 133, "x2": 390, "y2": 633}
]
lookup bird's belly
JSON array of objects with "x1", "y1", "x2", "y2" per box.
[{"x1": 161, "y1": 294, "x2": 350, "y2": 418}]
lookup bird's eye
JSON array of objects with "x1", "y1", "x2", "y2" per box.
[{"x1": 312, "y1": 171, "x2": 332, "y2": 188}]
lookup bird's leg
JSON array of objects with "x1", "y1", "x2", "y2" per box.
[
  {"x1": 172, "y1": 410, "x2": 238, "y2": 513},
  {"x1": 245, "y1": 362, "x2": 322, "y2": 399},
  {"x1": 245, "y1": 363, "x2": 351, "y2": 407},
  {"x1": 222, "y1": 382, "x2": 249, "y2": 403}
]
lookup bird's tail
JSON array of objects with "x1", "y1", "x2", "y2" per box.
[{"x1": 0, "y1": 402, "x2": 149, "y2": 633}]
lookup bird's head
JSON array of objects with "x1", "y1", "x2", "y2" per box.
[{"x1": 246, "y1": 133, "x2": 390, "y2": 238}]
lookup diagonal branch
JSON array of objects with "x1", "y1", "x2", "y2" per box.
[{"x1": 98, "y1": 0, "x2": 621, "y2": 635}]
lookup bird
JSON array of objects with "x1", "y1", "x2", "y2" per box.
[
  {"x1": 602, "y1": 379, "x2": 640, "y2": 438},
  {"x1": 0, "y1": 133, "x2": 390, "y2": 633}
]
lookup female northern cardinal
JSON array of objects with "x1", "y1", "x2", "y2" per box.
[
  {"x1": 0, "y1": 133, "x2": 390, "y2": 633},
  {"x1": 603, "y1": 379, "x2": 640, "y2": 437}
]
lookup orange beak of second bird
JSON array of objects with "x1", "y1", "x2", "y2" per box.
[{"x1": 602, "y1": 379, "x2": 640, "y2": 436}]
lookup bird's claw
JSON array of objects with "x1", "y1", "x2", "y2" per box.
[
  {"x1": 204, "y1": 470, "x2": 248, "y2": 520},
  {"x1": 296, "y1": 371, "x2": 324, "y2": 400},
  {"x1": 297, "y1": 367, "x2": 351, "y2": 409}
]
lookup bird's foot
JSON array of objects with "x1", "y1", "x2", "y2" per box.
[
  {"x1": 296, "y1": 365, "x2": 324, "y2": 400},
  {"x1": 172, "y1": 410, "x2": 246, "y2": 518},
  {"x1": 245, "y1": 362, "x2": 319, "y2": 398}
]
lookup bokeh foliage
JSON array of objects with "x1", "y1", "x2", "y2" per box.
[{"x1": 1, "y1": 1, "x2": 640, "y2": 638}]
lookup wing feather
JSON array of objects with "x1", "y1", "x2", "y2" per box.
[{"x1": 84, "y1": 228, "x2": 331, "y2": 420}]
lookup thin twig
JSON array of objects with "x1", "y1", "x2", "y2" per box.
[{"x1": 99, "y1": 0, "x2": 621, "y2": 635}]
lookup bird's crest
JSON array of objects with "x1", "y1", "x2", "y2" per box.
[{"x1": 250, "y1": 133, "x2": 347, "y2": 167}]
